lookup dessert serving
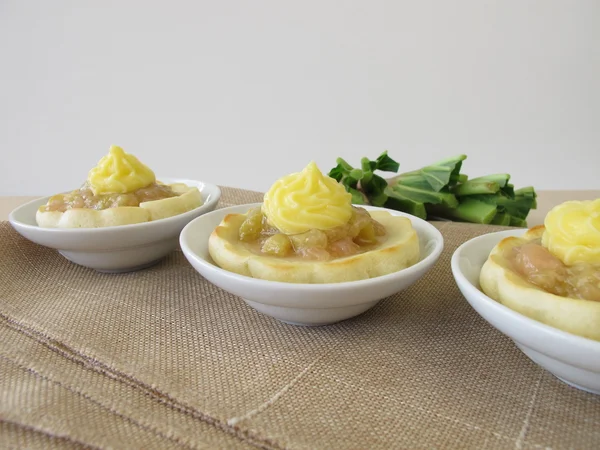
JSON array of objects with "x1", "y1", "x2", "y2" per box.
[
  {"x1": 36, "y1": 145, "x2": 203, "y2": 228},
  {"x1": 480, "y1": 199, "x2": 600, "y2": 341},
  {"x1": 208, "y1": 162, "x2": 420, "y2": 283}
]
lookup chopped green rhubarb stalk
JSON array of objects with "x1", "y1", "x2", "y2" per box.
[
  {"x1": 491, "y1": 212, "x2": 511, "y2": 226},
  {"x1": 327, "y1": 151, "x2": 401, "y2": 207},
  {"x1": 360, "y1": 152, "x2": 401, "y2": 207},
  {"x1": 348, "y1": 187, "x2": 368, "y2": 205},
  {"x1": 384, "y1": 189, "x2": 427, "y2": 220},
  {"x1": 509, "y1": 216, "x2": 528, "y2": 227},
  {"x1": 515, "y1": 186, "x2": 536, "y2": 198},
  {"x1": 363, "y1": 174, "x2": 390, "y2": 207},
  {"x1": 453, "y1": 174, "x2": 511, "y2": 196},
  {"x1": 465, "y1": 193, "x2": 500, "y2": 206},
  {"x1": 328, "y1": 152, "x2": 537, "y2": 225},
  {"x1": 515, "y1": 186, "x2": 538, "y2": 209},
  {"x1": 395, "y1": 171, "x2": 432, "y2": 190},
  {"x1": 468, "y1": 174, "x2": 511, "y2": 187},
  {"x1": 391, "y1": 184, "x2": 459, "y2": 208},
  {"x1": 398, "y1": 154, "x2": 466, "y2": 192},
  {"x1": 496, "y1": 194, "x2": 535, "y2": 220},
  {"x1": 453, "y1": 180, "x2": 501, "y2": 196},
  {"x1": 375, "y1": 151, "x2": 400, "y2": 172},
  {"x1": 427, "y1": 198, "x2": 498, "y2": 224}
]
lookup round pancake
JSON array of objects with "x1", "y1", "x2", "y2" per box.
[
  {"x1": 36, "y1": 185, "x2": 202, "y2": 228},
  {"x1": 208, "y1": 210, "x2": 420, "y2": 284},
  {"x1": 480, "y1": 226, "x2": 600, "y2": 341}
]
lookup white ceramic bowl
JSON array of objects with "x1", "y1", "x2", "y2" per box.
[
  {"x1": 9, "y1": 178, "x2": 221, "y2": 273},
  {"x1": 180, "y1": 203, "x2": 444, "y2": 326},
  {"x1": 452, "y1": 230, "x2": 600, "y2": 395}
]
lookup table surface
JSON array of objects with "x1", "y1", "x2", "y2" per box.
[{"x1": 2, "y1": 190, "x2": 599, "y2": 223}]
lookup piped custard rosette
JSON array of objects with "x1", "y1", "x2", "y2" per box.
[
  {"x1": 36, "y1": 146, "x2": 203, "y2": 228},
  {"x1": 261, "y1": 162, "x2": 353, "y2": 234},
  {"x1": 480, "y1": 199, "x2": 600, "y2": 340},
  {"x1": 208, "y1": 162, "x2": 420, "y2": 284}
]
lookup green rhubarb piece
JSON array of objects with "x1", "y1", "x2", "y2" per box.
[
  {"x1": 391, "y1": 184, "x2": 459, "y2": 208},
  {"x1": 497, "y1": 194, "x2": 536, "y2": 220},
  {"x1": 491, "y1": 212, "x2": 511, "y2": 226},
  {"x1": 453, "y1": 180, "x2": 501, "y2": 196},
  {"x1": 398, "y1": 154, "x2": 467, "y2": 192},
  {"x1": 427, "y1": 198, "x2": 498, "y2": 224},
  {"x1": 509, "y1": 216, "x2": 528, "y2": 228},
  {"x1": 384, "y1": 188, "x2": 427, "y2": 219},
  {"x1": 453, "y1": 173, "x2": 511, "y2": 196}
]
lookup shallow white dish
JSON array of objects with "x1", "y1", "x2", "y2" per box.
[
  {"x1": 180, "y1": 203, "x2": 444, "y2": 326},
  {"x1": 9, "y1": 178, "x2": 221, "y2": 273},
  {"x1": 452, "y1": 229, "x2": 600, "y2": 395}
]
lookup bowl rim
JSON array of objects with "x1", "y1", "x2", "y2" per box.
[
  {"x1": 180, "y1": 202, "x2": 444, "y2": 290},
  {"x1": 451, "y1": 229, "x2": 600, "y2": 350},
  {"x1": 8, "y1": 177, "x2": 222, "y2": 234}
]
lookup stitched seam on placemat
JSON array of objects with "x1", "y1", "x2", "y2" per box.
[
  {"x1": 0, "y1": 352, "x2": 193, "y2": 450},
  {"x1": 0, "y1": 417, "x2": 100, "y2": 450},
  {"x1": 315, "y1": 370, "x2": 547, "y2": 449},
  {"x1": 433, "y1": 221, "x2": 450, "y2": 232},
  {"x1": 515, "y1": 368, "x2": 544, "y2": 450},
  {"x1": 0, "y1": 313, "x2": 286, "y2": 450},
  {"x1": 227, "y1": 341, "x2": 343, "y2": 426}
]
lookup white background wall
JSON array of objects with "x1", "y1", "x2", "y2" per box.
[{"x1": 1, "y1": 0, "x2": 599, "y2": 196}]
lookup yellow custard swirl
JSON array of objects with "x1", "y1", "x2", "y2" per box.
[
  {"x1": 262, "y1": 162, "x2": 353, "y2": 234},
  {"x1": 542, "y1": 199, "x2": 600, "y2": 265},
  {"x1": 87, "y1": 145, "x2": 156, "y2": 195}
]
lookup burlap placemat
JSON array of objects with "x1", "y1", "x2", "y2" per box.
[{"x1": 1, "y1": 187, "x2": 599, "y2": 449}]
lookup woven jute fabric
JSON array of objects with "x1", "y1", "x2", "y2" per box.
[{"x1": 1, "y1": 187, "x2": 599, "y2": 449}]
